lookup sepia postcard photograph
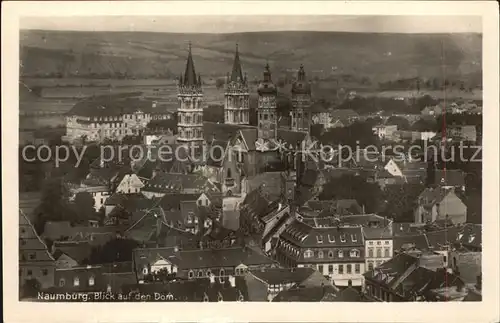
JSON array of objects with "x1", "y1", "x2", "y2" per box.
[{"x1": 2, "y1": 1, "x2": 499, "y2": 323}]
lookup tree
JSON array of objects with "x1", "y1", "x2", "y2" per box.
[
  {"x1": 319, "y1": 174, "x2": 383, "y2": 214},
  {"x1": 72, "y1": 192, "x2": 96, "y2": 224},
  {"x1": 34, "y1": 178, "x2": 75, "y2": 234},
  {"x1": 88, "y1": 238, "x2": 139, "y2": 264},
  {"x1": 381, "y1": 183, "x2": 425, "y2": 222}
]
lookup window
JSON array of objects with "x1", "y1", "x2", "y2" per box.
[
  {"x1": 188, "y1": 270, "x2": 195, "y2": 279},
  {"x1": 368, "y1": 262, "x2": 374, "y2": 271},
  {"x1": 42, "y1": 269, "x2": 48, "y2": 276},
  {"x1": 328, "y1": 251, "x2": 334, "y2": 258},
  {"x1": 328, "y1": 234, "x2": 335, "y2": 243},
  {"x1": 198, "y1": 200, "x2": 202, "y2": 206},
  {"x1": 368, "y1": 248, "x2": 374, "y2": 258},
  {"x1": 304, "y1": 250, "x2": 313, "y2": 258},
  {"x1": 338, "y1": 250, "x2": 344, "y2": 258},
  {"x1": 74, "y1": 276, "x2": 80, "y2": 286},
  {"x1": 355, "y1": 264, "x2": 361, "y2": 274},
  {"x1": 59, "y1": 278, "x2": 65, "y2": 287},
  {"x1": 316, "y1": 235, "x2": 323, "y2": 244},
  {"x1": 384, "y1": 241, "x2": 390, "y2": 245},
  {"x1": 198, "y1": 270, "x2": 203, "y2": 278},
  {"x1": 338, "y1": 265, "x2": 344, "y2": 274},
  {"x1": 27, "y1": 269, "x2": 32, "y2": 276},
  {"x1": 350, "y1": 249, "x2": 360, "y2": 258},
  {"x1": 29, "y1": 253, "x2": 36, "y2": 260},
  {"x1": 384, "y1": 248, "x2": 390, "y2": 258},
  {"x1": 340, "y1": 235, "x2": 346, "y2": 243},
  {"x1": 318, "y1": 251, "x2": 324, "y2": 259},
  {"x1": 206, "y1": 269, "x2": 212, "y2": 277},
  {"x1": 318, "y1": 264, "x2": 324, "y2": 273},
  {"x1": 376, "y1": 248, "x2": 382, "y2": 258},
  {"x1": 328, "y1": 265, "x2": 334, "y2": 274},
  {"x1": 346, "y1": 264, "x2": 352, "y2": 274},
  {"x1": 351, "y1": 234, "x2": 357, "y2": 242},
  {"x1": 219, "y1": 268, "x2": 225, "y2": 277},
  {"x1": 377, "y1": 241, "x2": 382, "y2": 245},
  {"x1": 89, "y1": 276, "x2": 95, "y2": 286}
]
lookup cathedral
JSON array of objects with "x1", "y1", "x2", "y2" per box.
[{"x1": 176, "y1": 43, "x2": 316, "y2": 196}]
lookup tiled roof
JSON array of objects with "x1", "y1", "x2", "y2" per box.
[
  {"x1": 42, "y1": 221, "x2": 73, "y2": 240},
  {"x1": 249, "y1": 267, "x2": 315, "y2": 285},
  {"x1": 157, "y1": 193, "x2": 199, "y2": 211},
  {"x1": 393, "y1": 234, "x2": 429, "y2": 252},
  {"x1": 281, "y1": 220, "x2": 364, "y2": 248},
  {"x1": 246, "y1": 172, "x2": 284, "y2": 202},
  {"x1": 53, "y1": 241, "x2": 92, "y2": 264},
  {"x1": 19, "y1": 210, "x2": 55, "y2": 263},
  {"x1": 133, "y1": 246, "x2": 276, "y2": 272},
  {"x1": 143, "y1": 173, "x2": 217, "y2": 194},
  {"x1": 272, "y1": 285, "x2": 337, "y2": 302},
  {"x1": 363, "y1": 226, "x2": 393, "y2": 240}
]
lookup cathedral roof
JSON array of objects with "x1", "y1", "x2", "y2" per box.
[
  {"x1": 182, "y1": 42, "x2": 201, "y2": 87},
  {"x1": 230, "y1": 44, "x2": 244, "y2": 83},
  {"x1": 257, "y1": 63, "x2": 277, "y2": 95},
  {"x1": 291, "y1": 64, "x2": 311, "y2": 95}
]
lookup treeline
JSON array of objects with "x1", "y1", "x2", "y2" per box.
[
  {"x1": 378, "y1": 77, "x2": 481, "y2": 92},
  {"x1": 336, "y1": 95, "x2": 440, "y2": 115}
]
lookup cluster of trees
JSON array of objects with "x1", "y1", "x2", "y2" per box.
[
  {"x1": 380, "y1": 183, "x2": 425, "y2": 222},
  {"x1": 88, "y1": 238, "x2": 139, "y2": 264},
  {"x1": 378, "y1": 77, "x2": 480, "y2": 92},
  {"x1": 32, "y1": 179, "x2": 101, "y2": 234},
  {"x1": 318, "y1": 121, "x2": 379, "y2": 149}
]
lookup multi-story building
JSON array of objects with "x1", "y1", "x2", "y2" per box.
[
  {"x1": 290, "y1": 65, "x2": 312, "y2": 133},
  {"x1": 275, "y1": 219, "x2": 366, "y2": 287},
  {"x1": 224, "y1": 44, "x2": 250, "y2": 125},
  {"x1": 64, "y1": 97, "x2": 159, "y2": 143},
  {"x1": 177, "y1": 43, "x2": 204, "y2": 146},
  {"x1": 19, "y1": 210, "x2": 55, "y2": 292},
  {"x1": 363, "y1": 227, "x2": 393, "y2": 271}
]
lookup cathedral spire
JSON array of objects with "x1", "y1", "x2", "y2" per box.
[
  {"x1": 183, "y1": 41, "x2": 198, "y2": 86},
  {"x1": 298, "y1": 64, "x2": 306, "y2": 81},
  {"x1": 263, "y1": 62, "x2": 272, "y2": 82},
  {"x1": 230, "y1": 43, "x2": 244, "y2": 83}
]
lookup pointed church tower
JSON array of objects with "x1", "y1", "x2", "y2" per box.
[
  {"x1": 177, "y1": 42, "x2": 204, "y2": 146},
  {"x1": 291, "y1": 64, "x2": 312, "y2": 132},
  {"x1": 224, "y1": 44, "x2": 250, "y2": 125},
  {"x1": 257, "y1": 63, "x2": 278, "y2": 141}
]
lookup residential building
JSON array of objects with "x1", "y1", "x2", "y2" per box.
[
  {"x1": 363, "y1": 252, "x2": 465, "y2": 302},
  {"x1": 446, "y1": 125, "x2": 477, "y2": 142},
  {"x1": 414, "y1": 187, "x2": 467, "y2": 225},
  {"x1": 372, "y1": 125, "x2": 398, "y2": 140},
  {"x1": 19, "y1": 210, "x2": 55, "y2": 291},
  {"x1": 115, "y1": 173, "x2": 145, "y2": 194},
  {"x1": 133, "y1": 246, "x2": 277, "y2": 283},
  {"x1": 69, "y1": 184, "x2": 110, "y2": 211},
  {"x1": 275, "y1": 220, "x2": 365, "y2": 287},
  {"x1": 363, "y1": 226, "x2": 393, "y2": 271}
]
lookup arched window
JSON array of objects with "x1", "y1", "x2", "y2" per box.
[
  {"x1": 350, "y1": 249, "x2": 360, "y2": 258},
  {"x1": 328, "y1": 250, "x2": 334, "y2": 258},
  {"x1": 304, "y1": 250, "x2": 313, "y2": 258},
  {"x1": 338, "y1": 250, "x2": 344, "y2": 258},
  {"x1": 188, "y1": 270, "x2": 195, "y2": 279},
  {"x1": 59, "y1": 278, "x2": 65, "y2": 287},
  {"x1": 89, "y1": 275, "x2": 95, "y2": 286},
  {"x1": 73, "y1": 276, "x2": 80, "y2": 286},
  {"x1": 227, "y1": 168, "x2": 232, "y2": 178},
  {"x1": 318, "y1": 251, "x2": 324, "y2": 259},
  {"x1": 198, "y1": 270, "x2": 203, "y2": 278}
]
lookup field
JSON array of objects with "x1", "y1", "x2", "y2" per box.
[{"x1": 21, "y1": 30, "x2": 482, "y2": 83}]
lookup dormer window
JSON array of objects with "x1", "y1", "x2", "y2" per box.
[
  {"x1": 316, "y1": 235, "x2": 323, "y2": 244},
  {"x1": 338, "y1": 250, "x2": 344, "y2": 258},
  {"x1": 468, "y1": 235, "x2": 476, "y2": 243},
  {"x1": 318, "y1": 251, "x2": 324, "y2": 259},
  {"x1": 73, "y1": 276, "x2": 80, "y2": 286},
  {"x1": 89, "y1": 276, "x2": 95, "y2": 286},
  {"x1": 304, "y1": 250, "x2": 313, "y2": 258},
  {"x1": 328, "y1": 251, "x2": 334, "y2": 258},
  {"x1": 328, "y1": 234, "x2": 335, "y2": 243},
  {"x1": 188, "y1": 270, "x2": 195, "y2": 279},
  {"x1": 340, "y1": 235, "x2": 346, "y2": 243},
  {"x1": 351, "y1": 234, "x2": 358, "y2": 242},
  {"x1": 59, "y1": 278, "x2": 65, "y2": 287},
  {"x1": 457, "y1": 233, "x2": 464, "y2": 241}
]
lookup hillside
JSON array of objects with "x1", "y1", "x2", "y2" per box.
[{"x1": 20, "y1": 30, "x2": 482, "y2": 82}]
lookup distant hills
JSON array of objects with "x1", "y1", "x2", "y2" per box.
[{"x1": 20, "y1": 30, "x2": 482, "y2": 82}]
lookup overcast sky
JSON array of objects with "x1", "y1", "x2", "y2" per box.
[{"x1": 21, "y1": 15, "x2": 482, "y2": 34}]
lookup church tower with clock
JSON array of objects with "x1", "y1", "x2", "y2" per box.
[
  {"x1": 290, "y1": 64, "x2": 312, "y2": 133},
  {"x1": 257, "y1": 63, "x2": 278, "y2": 142}
]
